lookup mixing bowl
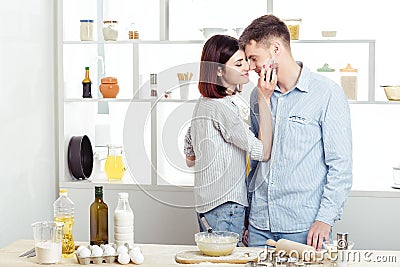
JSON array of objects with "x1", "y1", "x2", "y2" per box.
[
  {"x1": 194, "y1": 231, "x2": 239, "y2": 256},
  {"x1": 381, "y1": 85, "x2": 400, "y2": 101}
]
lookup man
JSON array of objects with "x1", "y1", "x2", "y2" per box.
[{"x1": 238, "y1": 15, "x2": 352, "y2": 250}]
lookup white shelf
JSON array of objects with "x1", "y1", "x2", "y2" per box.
[
  {"x1": 63, "y1": 39, "x2": 375, "y2": 45},
  {"x1": 63, "y1": 40, "x2": 205, "y2": 45},
  {"x1": 64, "y1": 98, "x2": 199, "y2": 103},
  {"x1": 292, "y1": 39, "x2": 375, "y2": 44}
]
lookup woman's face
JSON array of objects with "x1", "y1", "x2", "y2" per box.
[{"x1": 221, "y1": 50, "x2": 249, "y2": 91}]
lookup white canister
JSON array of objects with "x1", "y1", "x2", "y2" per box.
[
  {"x1": 80, "y1": 20, "x2": 94, "y2": 41},
  {"x1": 103, "y1": 21, "x2": 119, "y2": 41}
]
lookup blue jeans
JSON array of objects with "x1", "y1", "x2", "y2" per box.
[
  {"x1": 248, "y1": 223, "x2": 309, "y2": 247},
  {"x1": 248, "y1": 223, "x2": 332, "y2": 247},
  {"x1": 197, "y1": 202, "x2": 245, "y2": 243}
]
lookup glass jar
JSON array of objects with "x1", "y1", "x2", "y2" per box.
[
  {"x1": 283, "y1": 18, "x2": 302, "y2": 40},
  {"x1": 102, "y1": 21, "x2": 119, "y2": 41},
  {"x1": 104, "y1": 145, "x2": 126, "y2": 180},
  {"x1": 340, "y1": 64, "x2": 358, "y2": 100},
  {"x1": 80, "y1": 20, "x2": 94, "y2": 41}
]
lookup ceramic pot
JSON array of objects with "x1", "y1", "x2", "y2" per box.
[{"x1": 100, "y1": 77, "x2": 119, "y2": 98}]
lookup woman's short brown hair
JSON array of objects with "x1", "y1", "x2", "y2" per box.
[
  {"x1": 239, "y1": 15, "x2": 291, "y2": 50},
  {"x1": 198, "y1": 35, "x2": 239, "y2": 98}
]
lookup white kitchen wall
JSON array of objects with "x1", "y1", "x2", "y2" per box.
[
  {"x1": 0, "y1": 0, "x2": 56, "y2": 247},
  {"x1": 2, "y1": 0, "x2": 400, "y2": 252}
]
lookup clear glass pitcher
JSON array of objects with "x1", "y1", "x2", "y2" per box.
[{"x1": 104, "y1": 145, "x2": 126, "y2": 181}]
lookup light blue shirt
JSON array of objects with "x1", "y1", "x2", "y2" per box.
[{"x1": 248, "y1": 63, "x2": 353, "y2": 233}]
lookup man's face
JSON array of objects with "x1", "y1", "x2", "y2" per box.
[{"x1": 244, "y1": 40, "x2": 273, "y2": 77}]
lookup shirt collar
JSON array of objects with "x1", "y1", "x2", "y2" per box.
[{"x1": 294, "y1": 61, "x2": 310, "y2": 93}]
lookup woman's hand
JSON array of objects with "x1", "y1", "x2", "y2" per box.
[{"x1": 257, "y1": 63, "x2": 277, "y2": 100}]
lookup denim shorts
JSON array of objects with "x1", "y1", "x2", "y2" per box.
[{"x1": 197, "y1": 202, "x2": 246, "y2": 241}]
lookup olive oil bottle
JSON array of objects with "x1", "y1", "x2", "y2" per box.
[
  {"x1": 82, "y1": 66, "x2": 92, "y2": 98},
  {"x1": 90, "y1": 186, "x2": 108, "y2": 245}
]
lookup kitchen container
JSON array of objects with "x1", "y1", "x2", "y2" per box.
[
  {"x1": 104, "y1": 145, "x2": 126, "y2": 180},
  {"x1": 67, "y1": 135, "x2": 93, "y2": 179},
  {"x1": 99, "y1": 77, "x2": 119, "y2": 98},
  {"x1": 340, "y1": 64, "x2": 358, "y2": 100},
  {"x1": 80, "y1": 20, "x2": 94, "y2": 41},
  {"x1": 283, "y1": 19, "x2": 302, "y2": 40},
  {"x1": 102, "y1": 21, "x2": 118, "y2": 41},
  {"x1": 54, "y1": 189, "x2": 75, "y2": 258},
  {"x1": 114, "y1": 192, "x2": 134, "y2": 248},
  {"x1": 32, "y1": 221, "x2": 64, "y2": 264},
  {"x1": 194, "y1": 231, "x2": 239, "y2": 256},
  {"x1": 322, "y1": 30, "x2": 337, "y2": 38},
  {"x1": 381, "y1": 86, "x2": 400, "y2": 101}
]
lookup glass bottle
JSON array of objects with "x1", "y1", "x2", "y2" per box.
[
  {"x1": 82, "y1": 66, "x2": 92, "y2": 98},
  {"x1": 114, "y1": 192, "x2": 134, "y2": 248},
  {"x1": 53, "y1": 189, "x2": 75, "y2": 257},
  {"x1": 90, "y1": 186, "x2": 108, "y2": 245},
  {"x1": 104, "y1": 145, "x2": 126, "y2": 181},
  {"x1": 150, "y1": 73, "x2": 158, "y2": 97}
]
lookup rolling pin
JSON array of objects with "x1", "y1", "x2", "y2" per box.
[{"x1": 266, "y1": 239, "x2": 315, "y2": 259}]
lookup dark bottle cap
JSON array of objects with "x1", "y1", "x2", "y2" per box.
[{"x1": 94, "y1": 186, "x2": 103, "y2": 198}]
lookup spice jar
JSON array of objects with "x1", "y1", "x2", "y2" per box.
[
  {"x1": 100, "y1": 77, "x2": 119, "y2": 98},
  {"x1": 102, "y1": 21, "x2": 118, "y2": 41},
  {"x1": 340, "y1": 64, "x2": 358, "y2": 100},
  {"x1": 80, "y1": 20, "x2": 94, "y2": 41}
]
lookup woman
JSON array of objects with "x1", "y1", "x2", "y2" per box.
[{"x1": 184, "y1": 35, "x2": 276, "y2": 240}]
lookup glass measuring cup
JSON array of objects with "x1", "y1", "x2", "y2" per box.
[{"x1": 31, "y1": 221, "x2": 64, "y2": 264}]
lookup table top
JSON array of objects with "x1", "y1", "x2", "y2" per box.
[{"x1": 1, "y1": 240, "x2": 400, "y2": 266}]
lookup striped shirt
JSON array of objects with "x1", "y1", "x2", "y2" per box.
[
  {"x1": 186, "y1": 96, "x2": 264, "y2": 213},
  {"x1": 248, "y1": 64, "x2": 353, "y2": 232}
]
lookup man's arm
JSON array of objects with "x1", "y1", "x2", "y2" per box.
[{"x1": 307, "y1": 85, "x2": 353, "y2": 250}]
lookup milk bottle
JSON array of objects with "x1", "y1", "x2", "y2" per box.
[{"x1": 114, "y1": 192, "x2": 134, "y2": 248}]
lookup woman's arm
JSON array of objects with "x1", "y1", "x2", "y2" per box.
[{"x1": 256, "y1": 64, "x2": 276, "y2": 161}]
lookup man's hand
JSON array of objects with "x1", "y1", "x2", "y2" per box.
[{"x1": 307, "y1": 221, "x2": 331, "y2": 250}]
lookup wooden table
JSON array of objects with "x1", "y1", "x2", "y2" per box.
[{"x1": 1, "y1": 240, "x2": 400, "y2": 266}]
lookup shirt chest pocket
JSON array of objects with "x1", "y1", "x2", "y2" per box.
[{"x1": 286, "y1": 115, "x2": 320, "y2": 140}]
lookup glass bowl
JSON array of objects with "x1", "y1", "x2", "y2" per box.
[
  {"x1": 194, "y1": 231, "x2": 239, "y2": 256},
  {"x1": 381, "y1": 86, "x2": 400, "y2": 101}
]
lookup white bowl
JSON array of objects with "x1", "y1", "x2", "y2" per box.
[
  {"x1": 321, "y1": 30, "x2": 337, "y2": 38},
  {"x1": 199, "y1": 28, "x2": 227, "y2": 39}
]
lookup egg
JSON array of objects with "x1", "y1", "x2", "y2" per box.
[
  {"x1": 103, "y1": 246, "x2": 116, "y2": 256},
  {"x1": 76, "y1": 245, "x2": 86, "y2": 255},
  {"x1": 116, "y1": 245, "x2": 129, "y2": 254},
  {"x1": 78, "y1": 247, "x2": 91, "y2": 258},
  {"x1": 129, "y1": 248, "x2": 144, "y2": 264},
  {"x1": 91, "y1": 245, "x2": 103, "y2": 257},
  {"x1": 117, "y1": 252, "x2": 131, "y2": 264}
]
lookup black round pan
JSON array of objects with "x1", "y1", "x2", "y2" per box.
[{"x1": 68, "y1": 135, "x2": 93, "y2": 179}]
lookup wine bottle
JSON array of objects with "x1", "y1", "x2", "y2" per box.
[
  {"x1": 82, "y1": 66, "x2": 92, "y2": 98},
  {"x1": 90, "y1": 186, "x2": 108, "y2": 245}
]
